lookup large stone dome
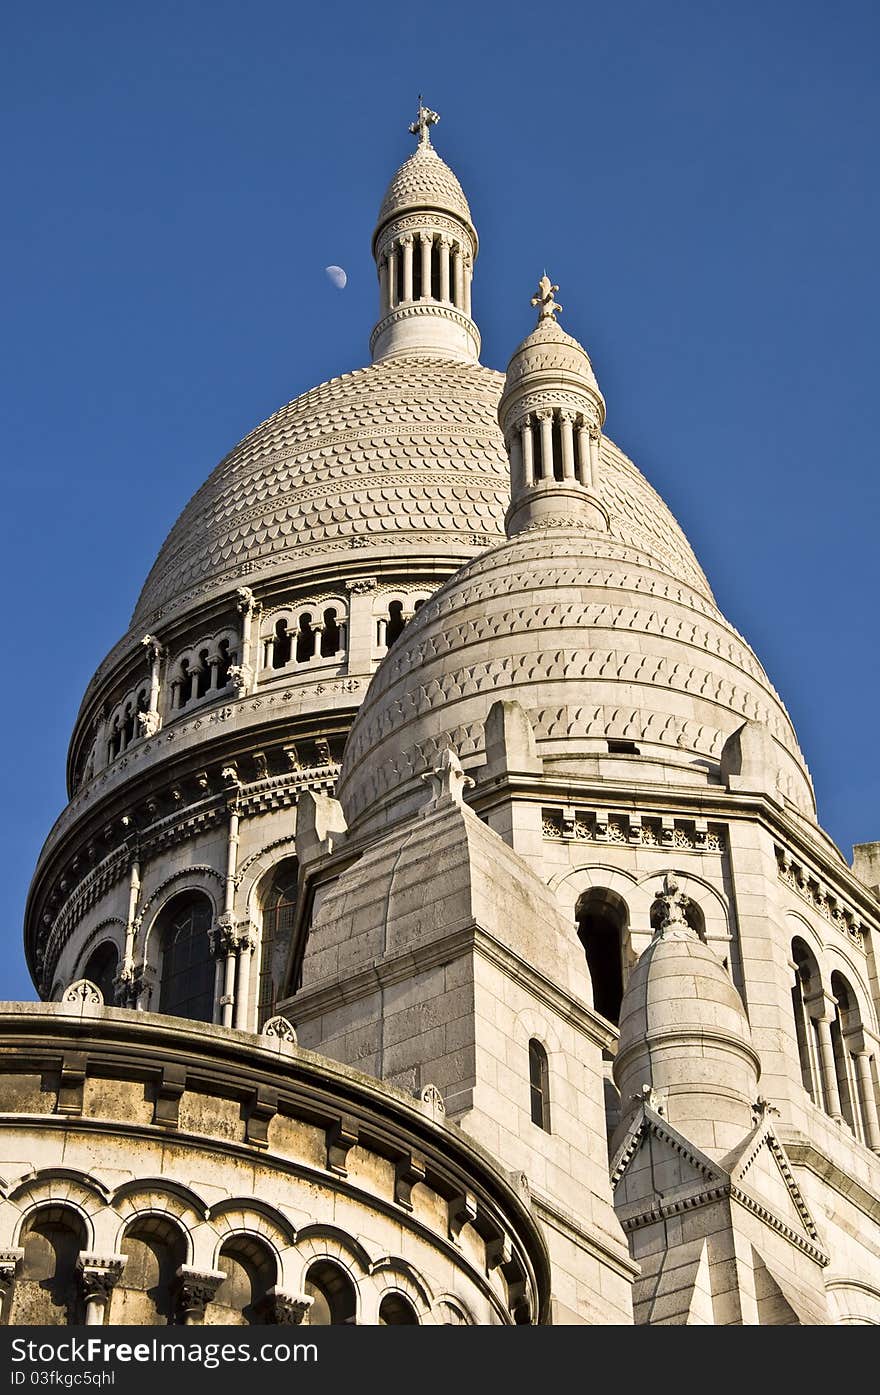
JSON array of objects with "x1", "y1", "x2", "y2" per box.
[
  {"x1": 131, "y1": 357, "x2": 510, "y2": 630},
  {"x1": 337, "y1": 519, "x2": 815, "y2": 833}
]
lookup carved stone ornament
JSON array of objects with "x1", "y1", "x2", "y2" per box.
[
  {"x1": 266, "y1": 1288, "x2": 313, "y2": 1325},
  {"x1": 0, "y1": 1250, "x2": 23, "y2": 1299},
  {"x1": 262, "y1": 1015, "x2": 298, "y2": 1044},
  {"x1": 175, "y1": 1266, "x2": 226, "y2": 1321},
  {"x1": 62, "y1": 979, "x2": 103, "y2": 1005},
  {"x1": 418, "y1": 1083, "x2": 446, "y2": 1116},
  {"x1": 631, "y1": 1083, "x2": 666, "y2": 1116},
  {"x1": 78, "y1": 1254, "x2": 126, "y2": 1302},
  {"x1": 228, "y1": 663, "x2": 253, "y2": 695},
  {"x1": 751, "y1": 1095, "x2": 781, "y2": 1126},
  {"x1": 136, "y1": 710, "x2": 161, "y2": 739},
  {"x1": 531, "y1": 274, "x2": 562, "y2": 322},
  {"x1": 653, "y1": 872, "x2": 694, "y2": 940},
  {"x1": 420, "y1": 745, "x2": 475, "y2": 807}
]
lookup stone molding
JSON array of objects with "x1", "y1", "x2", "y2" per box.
[{"x1": 776, "y1": 845, "x2": 866, "y2": 949}]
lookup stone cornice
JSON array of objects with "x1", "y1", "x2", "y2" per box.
[{"x1": 781, "y1": 1129, "x2": 880, "y2": 1224}]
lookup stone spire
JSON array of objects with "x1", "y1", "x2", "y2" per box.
[
  {"x1": 371, "y1": 104, "x2": 480, "y2": 364},
  {"x1": 498, "y1": 277, "x2": 608, "y2": 537}
]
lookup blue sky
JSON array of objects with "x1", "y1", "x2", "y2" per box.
[{"x1": 1, "y1": 1, "x2": 878, "y2": 999}]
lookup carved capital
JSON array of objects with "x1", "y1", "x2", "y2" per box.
[
  {"x1": 0, "y1": 1250, "x2": 24, "y2": 1300},
  {"x1": 175, "y1": 1266, "x2": 226, "y2": 1322},
  {"x1": 345, "y1": 578, "x2": 377, "y2": 595},
  {"x1": 228, "y1": 663, "x2": 253, "y2": 696},
  {"x1": 235, "y1": 586, "x2": 255, "y2": 613},
  {"x1": 265, "y1": 1288, "x2": 313, "y2": 1325},
  {"x1": 78, "y1": 1253, "x2": 126, "y2": 1304}
]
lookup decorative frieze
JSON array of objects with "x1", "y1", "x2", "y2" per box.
[
  {"x1": 541, "y1": 808, "x2": 725, "y2": 853},
  {"x1": 775, "y1": 846, "x2": 865, "y2": 949}
]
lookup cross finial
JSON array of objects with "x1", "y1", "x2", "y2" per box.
[
  {"x1": 531, "y1": 274, "x2": 562, "y2": 322},
  {"x1": 409, "y1": 96, "x2": 440, "y2": 147}
]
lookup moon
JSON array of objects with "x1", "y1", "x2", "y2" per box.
[{"x1": 325, "y1": 265, "x2": 347, "y2": 290}]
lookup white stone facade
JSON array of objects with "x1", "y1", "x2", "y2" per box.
[{"x1": 6, "y1": 105, "x2": 880, "y2": 1326}]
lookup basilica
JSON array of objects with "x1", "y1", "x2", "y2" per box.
[{"x1": 3, "y1": 105, "x2": 880, "y2": 1326}]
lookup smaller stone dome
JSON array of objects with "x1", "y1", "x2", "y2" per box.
[
  {"x1": 375, "y1": 135, "x2": 473, "y2": 235},
  {"x1": 502, "y1": 312, "x2": 603, "y2": 403},
  {"x1": 613, "y1": 875, "x2": 760, "y2": 1158}
]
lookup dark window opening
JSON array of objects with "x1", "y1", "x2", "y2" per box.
[
  {"x1": 195, "y1": 649, "x2": 211, "y2": 698},
  {"x1": 551, "y1": 414, "x2": 564, "y2": 481},
  {"x1": 118, "y1": 1219, "x2": 186, "y2": 1325},
  {"x1": 320, "y1": 609, "x2": 340, "y2": 657},
  {"x1": 295, "y1": 613, "x2": 314, "y2": 663},
  {"x1": 532, "y1": 423, "x2": 544, "y2": 480},
  {"x1": 177, "y1": 660, "x2": 190, "y2": 707},
  {"x1": 158, "y1": 893, "x2": 214, "y2": 1023},
  {"x1": 83, "y1": 941, "x2": 119, "y2": 1004},
  {"x1": 607, "y1": 740, "x2": 640, "y2": 755},
  {"x1": 214, "y1": 1239, "x2": 276, "y2": 1325},
  {"x1": 576, "y1": 888, "x2": 628, "y2": 1025},
  {"x1": 379, "y1": 1293, "x2": 419, "y2": 1325},
  {"x1": 259, "y1": 860, "x2": 298, "y2": 1025},
  {"x1": 430, "y1": 243, "x2": 441, "y2": 300},
  {"x1": 272, "y1": 619, "x2": 292, "y2": 669},
  {"x1": 529, "y1": 1038, "x2": 551, "y2": 1131},
  {"x1": 217, "y1": 638, "x2": 233, "y2": 687},
  {"x1": 304, "y1": 1261, "x2": 356, "y2": 1325},
  {"x1": 386, "y1": 600, "x2": 406, "y2": 647},
  {"x1": 412, "y1": 244, "x2": 422, "y2": 299}
]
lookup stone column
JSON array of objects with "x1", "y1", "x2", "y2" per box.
[
  {"x1": 559, "y1": 410, "x2": 576, "y2": 481},
  {"x1": 589, "y1": 427, "x2": 601, "y2": 490},
  {"x1": 188, "y1": 666, "x2": 199, "y2": 704},
  {"x1": 401, "y1": 234, "x2": 414, "y2": 302},
  {"x1": 508, "y1": 430, "x2": 525, "y2": 497},
  {"x1": 232, "y1": 587, "x2": 256, "y2": 696},
  {"x1": 853, "y1": 1051, "x2": 880, "y2": 1151},
  {"x1": 520, "y1": 416, "x2": 534, "y2": 488},
  {"x1": 310, "y1": 620, "x2": 324, "y2": 661},
  {"x1": 419, "y1": 231, "x2": 432, "y2": 300},
  {"x1": 438, "y1": 234, "x2": 451, "y2": 303},
  {"x1": 119, "y1": 854, "x2": 141, "y2": 1005},
  {"x1": 176, "y1": 1268, "x2": 225, "y2": 1325},
  {"x1": 378, "y1": 256, "x2": 388, "y2": 313},
  {"x1": 463, "y1": 254, "x2": 472, "y2": 316},
  {"x1": 813, "y1": 1013, "x2": 844, "y2": 1122},
  {"x1": 78, "y1": 1254, "x2": 126, "y2": 1326},
  {"x1": 217, "y1": 783, "x2": 242, "y2": 1028},
  {"x1": 538, "y1": 410, "x2": 554, "y2": 481},
  {"x1": 208, "y1": 656, "x2": 220, "y2": 690},
  {"x1": 234, "y1": 923, "x2": 257, "y2": 1030},
  {"x1": 386, "y1": 245, "x2": 397, "y2": 309},
  {"x1": 577, "y1": 422, "x2": 592, "y2": 487},
  {"x1": 138, "y1": 635, "x2": 163, "y2": 737},
  {"x1": 452, "y1": 245, "x2": 464, "y2": 309},
  {"x1": 344, "y1": 577, "x2": 376, "y2": 676}
]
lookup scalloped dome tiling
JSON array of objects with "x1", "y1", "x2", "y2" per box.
[
  {"x1": 376, "y1": 140, "x2": 473, "y2": 230},
  {"x1": 131, "y1": 359, "x2": 713, "y2": 628},
  {"x1": 337, "y1": 526, "x2": 815, "y2": 833}
]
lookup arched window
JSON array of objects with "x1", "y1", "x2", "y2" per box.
[
  {"x1": 195, "y1": 649, "x2": 211, "y2": 699},
  {"x1": 11, "y1": 1207, "x2": 86, "y2": 1324},
  {"x1": 272, "y1": 619, "x2": 292, "y2": 669},
  {"x1": 528, "y1": 1039, "x2": 551, "y2": 1132},
  {"x1": 379, "y1": 1292, "x2": 419, "y2": 1324},
  {"x1": 303, "y1": 1260, "x2": 357, "y2": 1325},
  {"x1": 217, "y1": 638, "x2": 233, "y2": 688},
  {"x1": 258, "y1": 859, "x2": 298, "y2": 1026},
  {"x1": 115, "y1": 1217, "x2": 187, "y2": 1325},
  {"x1": 83, "y1": 941, "x2": 119, "y2": 1004},
  {"x1": 320, "y1": 608, "x2": 341, "y2": 658},
  {"x1": 212, "y1": 1237, "x2": 276, "y2": 1325},
  {"x1": 385, "y1": 600, "x2": 405, "y2": 648},
  {"x1": 575, "y1": 888, "x2": 629, "y2": 1026},
  {"x1": 295, "y1": 613, "x2": 315, "y2": 663},
  {"x1": 157, "y1": 893, "x2": 215, "y2": 1022},
  {"x1": 790, "y1": 938, "x2": 822, "y2": 1103},
  {"x1": 122, "y1": 702, "x2": 135, "y2": 748}
]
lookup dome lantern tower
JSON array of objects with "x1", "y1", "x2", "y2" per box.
[
  {"x1": 370, "y1": 100, "x2": 481, "y2": 364},
  {"x1": 499, "y1": 276, "x2": 609, "y2": 536}
]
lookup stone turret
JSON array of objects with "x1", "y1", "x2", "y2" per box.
[
  {"x1": 370, "y1": 101, "x2": 480, "y2": 364},
  {"x1": 613, "y1": 874, "x2": 760, "y2": 1159},
  {"x1": 498, "y1": 276, "x2": 609, "y2": 536}
]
